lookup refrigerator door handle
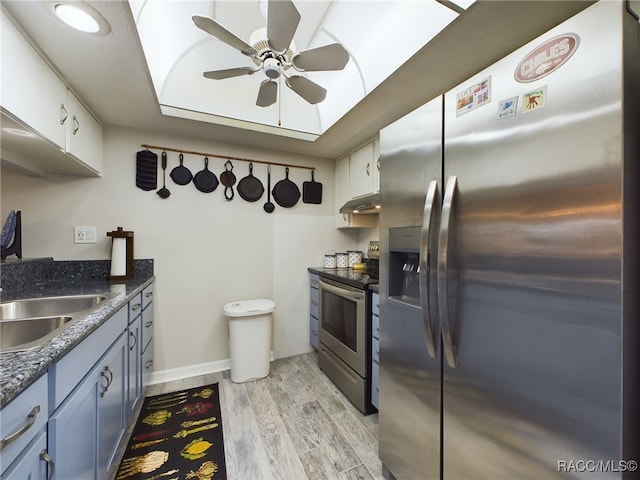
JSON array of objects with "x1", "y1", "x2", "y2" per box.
[
  {"x1": 438, "y1": 175, "x2": 458, "y2": 368},
  {"x1": 419, "y1": 179, "x2": 439, "y2": 358}
]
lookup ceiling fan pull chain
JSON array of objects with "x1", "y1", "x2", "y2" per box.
[{"x1": 278, "y1": 74, "x2": 282, "y2": 126}]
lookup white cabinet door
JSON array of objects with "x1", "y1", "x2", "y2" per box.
[
  {"x1": 372, "y1": 137, "x2": 380, "y2": 193},
  {"x1": 335, "y1": 155, "x2": 351, "y2": 228},
  {"x1": 65, "y1": 91, "x2": 103, "y2": 174},
  {"x1": 1, "y1": 11, "x2": 66, "y2": 149},
  {"x1": 349, "y1": 142, "x2": 376, "y2": 198}
]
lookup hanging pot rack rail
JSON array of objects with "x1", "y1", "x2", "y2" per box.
[{"x1": 140, "y1": 144, "x2": 315, "y2": 171}]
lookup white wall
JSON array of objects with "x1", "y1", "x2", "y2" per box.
[{"x1": 0, "y1": 125, "x2": 361, "y2": 375}]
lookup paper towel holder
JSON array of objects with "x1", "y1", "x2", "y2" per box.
[{"x1": 107, "y1": 227, "x2": 134, "y2": 281}]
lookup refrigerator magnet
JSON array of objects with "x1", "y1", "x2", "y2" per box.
[
  {"x1": 497, "y1": 96, "x2": 519, "y2": 119},
  {"x1": 523, "y1": 85, "x2": 547, "y2": 113}
]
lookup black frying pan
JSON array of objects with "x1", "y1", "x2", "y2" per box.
[
  {"x1": 193, "y1": 157, "x2": 219, "y2": 193},
  {"x1": 220, "y1": 161, "x2": 236, "y2": 200},
  {"x1": 170, "y1": 153, "x2": 193, "y2": 185},
  {"x1": 272, "y1": 167, "x2": 300, "y2": 208},
  {"x1": 237, "y1": 163, "x2": 264, "y2": 202}
]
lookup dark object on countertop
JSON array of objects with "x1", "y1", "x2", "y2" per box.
[
  {"x1": 170, "y1": 153, "x2": 193, "y2": 185},
  {"x1": 302, "y1": 170, "x2": 322, "y2": 204},
  {"x1": 220, "y1": 160, "x2": 236, "y2": 200},
  {"x1": 193, "y1": 157, "x2": 219, "y2": 193},
  {"x1": 237, "y1": 163, "x2": 264, "y2": 202},
  {"x1": 135, "y1": 149, "x2": 157, "y2": 191},
  {"x1": 1, "y1": 210, "x2": 22, "y2": 260},
  {"x1": 272, "y1": 167, "x2": 300, "y2": 208},
  {"x1": 263, "y1": 166, "x2": 275, "y2": 213},
  {"x1": 157, "y1": 152, "x2": 171, "y2": 199}
]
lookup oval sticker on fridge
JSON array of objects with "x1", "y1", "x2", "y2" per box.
[{"x1": 514, "y1": 33, "x2": 580, "y2": 83}]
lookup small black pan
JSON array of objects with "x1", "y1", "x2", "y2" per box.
[
  {"x1": 220, "y1": 161, "x2": 236, "y2": 200},
  {"x1": 193, "y1": 157, "x2": 219, "y2": 193},
  {"x1": 170, "y1": 153, "x2": 193, "y2": 185},
  {"x1": 272, "y1": 167, "x2": 300, "y2": 208},
  {"x1": 237, "y1": 163, "x2": 264, "y2": 202},
  {"x1": 302, "y1": 170, "x2": 322, "y2": 204}
]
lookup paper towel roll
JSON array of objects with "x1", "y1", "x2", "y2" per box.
[{"x1": 110, "y1": 237, "x2": 127, "y2": 277}]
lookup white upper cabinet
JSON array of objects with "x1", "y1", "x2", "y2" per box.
[
  {"x1": 0, "y1": 9, "x2": 102, "y2": 176},
  {"x1": 334, "y1": 146, "x2": 377, "y2": 229},
  {"x1": 349, "y1": 139, "x2": 379, "y2": 198}
]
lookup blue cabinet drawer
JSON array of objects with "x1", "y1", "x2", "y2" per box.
[
  {"x1": 310, "y1": 315, "x2": 318, "y2": 349},
  {"x1": 310, "y1": 273, "x2": 319, "y2": 289},
  {"x1": 371, "y1": 360, "x2": 379, "y2": 409},
  {"x1": 310, "y1": 287, "x2": 319, "y2": 317},
  {"x1": 372, "y1": 292, "x2": 380, "y2": 316},
  {"x1": 0, "y1": 374, "x2": 48, "y2": 475},
  {"x1": 372, "y1": 336, "x2": 379, "y2": 364},
  {"x1": 128, "y1": 293, "x2": 143, "y2": 323},
  {"x1": 142, "y1": 283, "x2": 154, "y2": 309},
  {"x1": 372, "y1": 313, "x2": 379, "y2": 340}
]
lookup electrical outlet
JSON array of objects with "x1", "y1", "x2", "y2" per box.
[{"x1": 74, "y1": 226, "x2": 97, "y2": 244}]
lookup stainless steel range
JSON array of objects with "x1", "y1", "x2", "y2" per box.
[{"x1": 314, "y1": 246, "x2": 378, "y2": 414}]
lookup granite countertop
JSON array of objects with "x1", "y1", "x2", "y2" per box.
[{"x1": 0, "y1": 259, "x2": 154, "y2": 407}]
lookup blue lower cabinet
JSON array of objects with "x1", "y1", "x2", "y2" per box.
[{"x1": 49, "y1": 332, "x2": 127, "y2": 480}]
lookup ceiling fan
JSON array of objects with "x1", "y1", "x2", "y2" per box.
[{"x1": 193, "y1": 0, "x2": 349, "y2": 107}]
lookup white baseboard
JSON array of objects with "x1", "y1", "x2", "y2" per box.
[{"x1": 148, "y1": 351, "x2": 275, "y2": 385}]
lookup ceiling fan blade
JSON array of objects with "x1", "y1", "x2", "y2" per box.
[
  {"x1": 256, "y1": 80, "x2": 278, "y2": 107},
  {"x1": 292, "y1": 43, "x2": 350, "y2": 71},
  {"x1": 192, "y1": 15, "x2": 257, "y2": 57},
  {"x1": 267, "y1": 0, "x2": 301, "y2": 53},
  {"x1": 203, "y1": 67, "x2": 259, "y2": 80},
  {"x1": 285, "y1": 75, "x2": 327, "y2": 104}
]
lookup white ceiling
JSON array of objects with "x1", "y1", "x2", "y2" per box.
[
  {"x1": 1, "y1": 1, "x2": 594, "y2": 160},
  {"x1": 129, "y1": 0, "x2": 463, "y2": 141}
]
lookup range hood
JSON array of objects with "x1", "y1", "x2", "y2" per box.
[{"x1": 339, "y1": 193, "x2": 380, "y2": 214}]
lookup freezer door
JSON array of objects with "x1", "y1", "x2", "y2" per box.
[
  {"x1": 441, "y1": 2, "x2": 626, "y2": 478},
  {"x1": 378, "y1": 97, "x2": 443, "y2": 480}
]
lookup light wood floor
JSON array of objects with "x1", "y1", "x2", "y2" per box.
[{"x1": 118, "y1": 352, "x2": 383, "y2": 480}]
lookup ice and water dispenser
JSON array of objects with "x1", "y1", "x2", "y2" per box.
[{"x1": 388, "y1": 226, "x2": 422, "y2": 303}]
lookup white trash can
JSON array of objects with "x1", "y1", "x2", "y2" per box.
[{"x1": 224, "y1": 299, "x2": 276, "y2": 383}]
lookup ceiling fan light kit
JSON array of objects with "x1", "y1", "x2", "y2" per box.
[{"x1": 193, "y1": 0, "x2": 349, "y2": 108}]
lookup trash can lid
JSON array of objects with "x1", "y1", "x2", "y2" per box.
[{"x1": 224, "y1": 299, "x2": 276, "y2": 317}]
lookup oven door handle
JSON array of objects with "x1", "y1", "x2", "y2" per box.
[{"x1": 319, "y1": 279, "x2": 364, "y2": 301}]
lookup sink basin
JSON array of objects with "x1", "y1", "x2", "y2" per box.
[
  {"x1": 0, "y1": 295, "x2": 107, "y2": 321},
  {"x1": 0, "y1": 316, "x2": 73, "y2": 352}
]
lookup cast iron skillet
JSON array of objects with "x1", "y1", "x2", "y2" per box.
[
  {"x1": 220, "y1": 161, "x2": 236, "y2": 200},
  {"x1": 237, "y1": 163, "x2": 264, "y2": 202},
  {"x1": 193, "y1": 157, "x2": 219, "y2": 193},
  {"x1": 272, "y1": 167, "x2": 300, "y2": 208},
  {"x1": 170, "y1": 153, "x2": 193, "y2": 185}
]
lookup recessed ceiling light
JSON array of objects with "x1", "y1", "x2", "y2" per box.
[{"x1": 53, "y1": 2, "x2": 110, "y2": 35}]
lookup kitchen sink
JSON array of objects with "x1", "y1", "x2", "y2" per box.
[
  {"x1": 1, "y1": 315, "x2": 73, "y2": 352},
  {"x1": 0, "y1": 295, "x2": 107, "y2": 321},
  {"x1": 0, "y1": 294, "x2": 113, "y2": 352}
]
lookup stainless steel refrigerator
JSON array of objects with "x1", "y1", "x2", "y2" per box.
[{"x1": 378, "y1": 2, "x2": 639, "y2": 479}]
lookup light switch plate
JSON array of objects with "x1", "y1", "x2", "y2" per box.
[{"x1": 74, "y1": 226, "x2": 97, "y2": 244}]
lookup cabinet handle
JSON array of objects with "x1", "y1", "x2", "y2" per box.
[
  {"x1": 366, "y1": 162, "x2": 370, "y2": 176},
  {"x1": 131, "y1": 303, "x2": 142, "y2": 312},
  {"x1": 130, "y1": 330, "x2": 137, "y2": 351},
  {"x1": 60, "y1": 104, "x2": 68, "y2": 125},
  {"x1": 0, "y1": 405, "x2": 40, "y2": 451},
  {"x1": 40, "y1": 450, "x2": 55, "y2": 480},
  {"x1": 145, "y1": 321, "x2": 153, "y2": 328},
  {"x1": 377, "y1": 158, "x2": 380, "y2": 171},
  {"x1": 145, "y1": 359, "x2": 153, "y2": 370},
  {"x1": 145, "y1": 291, "x2": 153, "y2": 299},
  {"x1": 100, "y1": 366, "x2": 113, "y2": 397},
  {"x1": 72, "y1": 115, "x2": 79, "y2": 135}
]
